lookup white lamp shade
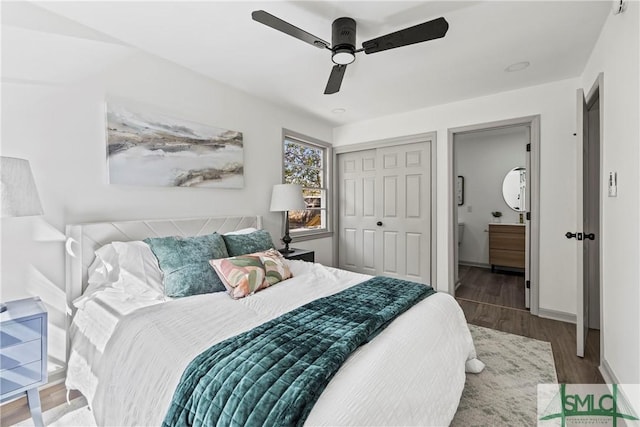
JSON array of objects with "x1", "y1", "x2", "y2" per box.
[
  {"x1": 270, "y1": 184, "x2": 306, "y2": 212},
  {"x1": 1, "y1": 157, "x2": 44, "y2": 218}
]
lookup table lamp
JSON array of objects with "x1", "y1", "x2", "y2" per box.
[
  {"x1": 269, "y1": 184, "x2": 305, "y2": 253},
  {"x1": 1, "y1": 157, "x2": 44, "y2": 312}
]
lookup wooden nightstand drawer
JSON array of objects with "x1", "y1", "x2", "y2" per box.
[
  {"x1": 0, "y1": 361, "x2": 42, "y2": 395},
  {"x1": 1, "y1": 340, "x2": 42, "y2": 371},
  {"x1": 0, "y1": 318, "x2": 42, "y2": 348}
]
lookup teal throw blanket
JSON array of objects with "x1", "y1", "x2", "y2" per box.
[{"x1": 163, "y1": 276, "x2": 435, "y2": 427}]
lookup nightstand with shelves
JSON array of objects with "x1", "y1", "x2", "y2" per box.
[
  {"x1": 280, "y1": 248, "x2": 315, "y2": 263},
  {"x1": 1, "y1": 297, "x2": 48, "y2": 427}
]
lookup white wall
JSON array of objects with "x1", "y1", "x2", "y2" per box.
[
  {"x1": 0, "y1": 10, "x2": 333, "y2": 376},
  {"x1": 334, "y1": 78, "x2": 579, "y2": 316},
  {"x1": 580, "y1": 1, "x2": 640, "y2": 400},
  {"x1": 456, "y1": 127, "x2": 527, "y2": 265}
]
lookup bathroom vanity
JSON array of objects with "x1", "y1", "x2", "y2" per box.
[{"x1": 488, "y1": 223, "x2": 525, "y2": 272}]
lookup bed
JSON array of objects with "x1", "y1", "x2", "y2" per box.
[{"x1": 65, "y1": 215, "x2": 482, "y2": 426}]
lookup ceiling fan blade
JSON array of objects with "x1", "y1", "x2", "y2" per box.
[
  {"x1": 362, "y1": 17, "x2": 448, "y2": 54},
  {"x1": 324, "y1": 65, "x2": 347, "y2": 94},
  {"x1": 252, "y1": 10, "x2": 330, "y2": 50}
]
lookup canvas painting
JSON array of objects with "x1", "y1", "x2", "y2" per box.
[{"x1": 106, "y1": 103, "x2": 243, "y2": 188}]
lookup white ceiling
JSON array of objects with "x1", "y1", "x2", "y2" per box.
[{"x1": 4, "y1": 1, "x2": 610, "y2": 126}]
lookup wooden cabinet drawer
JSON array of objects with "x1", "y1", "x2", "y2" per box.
[
  {"x1": 488, "y1": 224, "x2": 524, "y2": 234},
  {"x1": 0, "y1": 318, "x2": 42, "y2": 348},
  {"x1": 490, "y1": 249, "x2": 525, "y2": 269},
  {"x1": 0, "y1": 361, "x2": 42, "y2": 395},
  {"x1": 489, "y1": 233, "x2": 524, "y2": 251},
  {"x1": 0, "y1": 340, "x2": 42, "y2": 371}
]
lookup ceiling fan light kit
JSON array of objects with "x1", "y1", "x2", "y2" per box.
[
  {"x1": 332, "y1": 49, "x2": 355, "y2": 65},
  {"x1": 331, "y1": 17, "x2": 357, "y2": 65},
  {"x1": 252, "y1": 10, "x2": 449, "y2": 94}
]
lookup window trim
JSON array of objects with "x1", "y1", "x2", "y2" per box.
[{"x1": 282, "y1": 129, "x2": 332, "y2": 241}]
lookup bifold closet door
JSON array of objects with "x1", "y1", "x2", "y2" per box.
[{"x1": 338, "y1": 142, "x2": 430, "y2": 283}]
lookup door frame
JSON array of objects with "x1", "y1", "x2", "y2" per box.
[
  {"x1": 447, "y1": 116, "x2": 541, "y2": 315},
  {"x1": 333, "y1": 132, "x2": 438, "y2": 287}
]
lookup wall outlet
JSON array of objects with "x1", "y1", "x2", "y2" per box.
[
  {"x1": 608, "y1": 171, "x2": 617, "y2": 197},
  {"x1": 467, "y1": 205, "x2": 472, "y2": 213}
]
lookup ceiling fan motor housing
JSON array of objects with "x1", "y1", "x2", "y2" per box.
[{"x1": 331, "y1": 17, "x2": 356, "y2": 64}]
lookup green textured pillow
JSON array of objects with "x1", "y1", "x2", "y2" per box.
[
  {"x1": 222, "y1": 229, "x2": 275, "y2": 257},
  {"x1": 144, "y1": 233, "x2": 229, "y2": 297}
]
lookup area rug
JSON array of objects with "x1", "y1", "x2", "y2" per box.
[
  {"x1": 17, "y1": 324, "x2": 556, "y2": 427},
  {"x1": 451, "y1": 324, "x2": 558, "y2": 426}
]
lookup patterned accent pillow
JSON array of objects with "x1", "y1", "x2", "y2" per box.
[
  {"x1": 260, "y1": 249, "x2": 292, "y2": 286},
  {"x1": 144, "y1": 233, "x2": 228, "y2": 297},
  {"x1": 222, "y1": 229, "x2": 275, "y2": 257},
  {"x1": 210, "y1": 249, "x2": 292, "y2": 299}
]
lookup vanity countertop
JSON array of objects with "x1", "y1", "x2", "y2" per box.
[{"x1": 489, "y1": 222, "x2": 525, "y2": 226}]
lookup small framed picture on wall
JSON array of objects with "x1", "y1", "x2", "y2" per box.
[{"x1": 457, "y1": 176, "x2": 464, "y2": 206}]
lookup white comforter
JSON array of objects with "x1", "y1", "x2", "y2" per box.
[{"x1": 66, "y1": 261, "x2": 479, "y2": 426}]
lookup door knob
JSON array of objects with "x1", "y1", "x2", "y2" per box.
[
  {"x1": 584, "y1": 233, "x2": 595, "y2": 240},
  {"x1": 376, "y1": 221, "x2": 383, "y2": 226},
  {"x1": 565, "y1": 231, "x2": 583, "y2": 240}
]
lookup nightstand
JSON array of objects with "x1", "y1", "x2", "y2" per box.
[
  {"x1": 280, "y1": 248, "x2": 315, "y2": 263},
  {"x1": 1, "y1": 297, "x2": 48, "y2": 427}
]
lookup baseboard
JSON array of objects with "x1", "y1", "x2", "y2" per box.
[
  {"x1": 459, "y1": 261, "x2": 490, "y2": 269},
  {"x1": 537, "y1": 308, "x2": 576, "y2": 324},
  {"x1": 599, "y1": 358, "x2": 619, "y2": 384},
  {"x1": 48, "y1": 368, "x2": 66, "y2": 386},
  {"x1": 598, "y1": 362, "x2": 640, "y2": 416}
]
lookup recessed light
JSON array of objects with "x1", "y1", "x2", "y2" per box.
[
  {"x1": 332, "y1": 108, "x2": 346, "y2": 114},
  {"x1": 505, "y1": 61, "x2": 530, "y2": 72}
]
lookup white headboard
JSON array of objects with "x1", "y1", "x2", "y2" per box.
[{"x1": 65, "y1": 215, "x2": 262, "y2": 305}]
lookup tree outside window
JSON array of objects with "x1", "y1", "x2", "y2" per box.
[{"x1": 283, "y1": 137, "x2": 328, "y2": 234}]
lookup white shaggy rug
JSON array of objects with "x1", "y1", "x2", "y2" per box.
[{"x1": 451, "y1": 324, "x2": 558, "y2": 426}]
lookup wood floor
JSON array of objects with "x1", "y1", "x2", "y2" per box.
[
  {"x1": 457, "y1": 265, "x2": 603, "y2": 384},
  {"x1": 457, "y1": 264, "x2": 526, "y2": 310},
  {"x1": 0, "y1": 383, "x2": 81, "y2": 427},
  {"x1": 1, "y1": 266, "x2": 604, "y2": 425}
]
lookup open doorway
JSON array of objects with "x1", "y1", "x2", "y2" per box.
[
  {"x1": 454, "y1": 126, "x2": 529, "y2": 310},
  {"x1": 448, "y1": 116, "x2": 541, "y2": 315}
]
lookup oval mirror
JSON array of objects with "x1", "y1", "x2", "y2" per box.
[{"x1": 502, "y1": 167, "x2": 526, "y2": 211}]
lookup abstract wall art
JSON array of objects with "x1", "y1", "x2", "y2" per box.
[{"x1": 106, "y1": 102, "x2": 244, "y2": 188}]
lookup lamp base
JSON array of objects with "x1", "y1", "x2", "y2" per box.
[{"x1": 281, "y1": 224, "x2": 293, "y2": 254}]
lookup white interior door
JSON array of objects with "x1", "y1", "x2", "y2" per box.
[
  {"x1": 338, "y1": 142, "x2": 431, "y2": 283},
  {"x1": 338, "y1": 149, "x2": 378, "y2": 276},
  {"x1": 586, "y1": 96, "x2": 601, "y2": 330},
  {"x1": 576, "y1": 88, "x2": 588, "y2": 358}
]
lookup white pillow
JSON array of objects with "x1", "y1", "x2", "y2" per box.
[
  {"x1": 87, "y1": 243, "x2": 120, "y2": 286},
  {"x1": 223, "y1": 227, "x2": 258, "y2": 236},
  {"x1": 110, "y1": 241, "x2": 164, "y2": 296},
  {"x1": 74, "y1": 241, "x2": 165, "y2": 309}
]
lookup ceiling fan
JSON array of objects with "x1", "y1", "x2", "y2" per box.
[{"x1": 252, "y1": 10, "x2": 449, "y2": 95}]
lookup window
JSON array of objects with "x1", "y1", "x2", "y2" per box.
[{"x1": 283, "y1": 131, "x2": 331, "y2": 238}]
